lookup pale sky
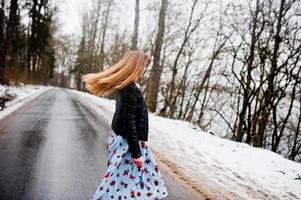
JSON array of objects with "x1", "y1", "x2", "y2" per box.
[
  {"x1": 55, "y1": 0, "x2": 141, "y2": 37},
  {"x1": 55, "y1": 0, "x2": 90, "y2": 36}
]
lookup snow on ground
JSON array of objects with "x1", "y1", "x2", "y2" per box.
[
  {"x1": 0, "y1": 84, "x2": 52, "y2": 121},
  {"x1": 149, "y1": 116, "x2": 301, "y2": 200},
  {"x1": 69, "y1": 88, "x2": 301, "y2": 200}
]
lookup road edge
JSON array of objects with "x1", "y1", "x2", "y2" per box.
[{"x1": 0, "y1": 87, "x2": 52, "y2": 121}]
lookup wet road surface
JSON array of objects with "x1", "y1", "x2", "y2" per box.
[{"x1": 0, "y1": 88, "x2": 203, "y2": 200}]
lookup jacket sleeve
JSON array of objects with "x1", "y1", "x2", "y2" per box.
[{"x1": 122, "y1": 85, "x2": 142, "y2": 159}]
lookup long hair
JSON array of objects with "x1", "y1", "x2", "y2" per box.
[{"x1": 81, "y1": 50, "x2": 150, "y2": 97}]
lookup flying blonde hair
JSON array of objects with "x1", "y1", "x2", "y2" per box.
[{"x1": 81, "y1": 50, "x2": 150, "y2": 97}]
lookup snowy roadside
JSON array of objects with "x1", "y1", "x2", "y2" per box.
[
  {"x1": 0, "y1": 84, "x2": 52, "y2": 121},
  {"x1": 68, "y1": 89, "x2": 301, "y2": 200}
]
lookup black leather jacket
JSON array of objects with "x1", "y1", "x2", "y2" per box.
[{"x1": 111, "y1": 82, "x2": 149, "y2": 158}]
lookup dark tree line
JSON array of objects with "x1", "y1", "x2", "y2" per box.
[{"x1": 0, "y1": 0, "x2": 56, "y2": 85}]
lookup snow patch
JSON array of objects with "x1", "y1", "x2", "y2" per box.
[{"x1": 0, "y1": 84, "x2": 52, "y2": 121}]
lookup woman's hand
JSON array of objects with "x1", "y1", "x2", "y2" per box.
[{"x1": 134, "y1": 156, "x2": 144, "y2": 169}]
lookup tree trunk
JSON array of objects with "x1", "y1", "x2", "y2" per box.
[
  {"x1": 0, "y1": 0, "x2": 5, "y2": 84},
  {"x1": 99, "y1": 0, "x2": 113, "y2": 71},
  {"x1": 6, "y1": 0, "x2": 19, "y2": 68},
  {"x1": 131, "y1": 0, "x2": 139, "y2": 50},
  {"x1": 147, "y1": 0, "x2": 168, "y2": 112},
  {"x1": 89, "y1": 0, "x2": 102, "y2": 72},
  {"x1": 254, "y1": 0, "x2": 285, "y2": 147},
  {"x1": 290, "y1": 90, "x2": 301, "y2": 160},
  {"x1": 236, "y1": 0, "x2": 260, "y2": 142}
]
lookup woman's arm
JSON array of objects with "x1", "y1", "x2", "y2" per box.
[{"x1": 122, "y1": 85, "x2": 142, "y2": 159}]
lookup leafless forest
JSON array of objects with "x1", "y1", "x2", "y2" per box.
[{"x1": 1, "y1": 0, "x2": 301, "y2": 162}]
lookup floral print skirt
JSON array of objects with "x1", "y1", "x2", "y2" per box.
[{"x1": 91, "y1": 129, "x2": 168, "y2": 200}]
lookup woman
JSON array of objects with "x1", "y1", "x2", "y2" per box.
[{"x1": 81, "y1": 50, "x2": 168, "y2": 200}]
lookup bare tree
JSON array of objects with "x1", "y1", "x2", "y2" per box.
[
  {"x1": 131, "y1": 0, "x2": 139, "y2": 50},
  {"x1": 0, "y1": 0, "x2": 5, "y2": 84},
  {"x1": 290, "y1": 85, "x2": 301, "y2": 161},
  {"x1": 185, "y1": 14, "x2": 230, "y2": 123},
  {"x1": 255, "y1": 0, "x2": 299, "y2": 147},
  {"x1": 147, "y1": 0, "x2": 168, "y2": 112},
  {"x1": 235, "y1": 0, "x2": 264, "y2": 143},
  {"x1": 88, "y1": 0, "x2": 102, "y2": 72},
  {"x1": 99, "y1": 0, "x2": 113, "y2": 71},
  {"x1": 159, "y1": 0, "x2": 207, "y2": 118}
]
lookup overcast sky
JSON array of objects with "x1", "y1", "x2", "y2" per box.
[
  {"x1": 55, "y1": 0, "x2": 140, "y2": 38},
  {"x1": 55, "y1": 0, "x2": 89, "y2": 36}
]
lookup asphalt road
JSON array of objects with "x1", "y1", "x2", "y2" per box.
[{"x1": 0, "y1": 88, "x2": 203, "y2": 200}]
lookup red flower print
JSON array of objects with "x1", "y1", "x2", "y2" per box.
[
  {"x1": 140, "y1": 181, "x2": 144, "y2": 189},
  {"x1": 143, "y1": 167, "x2": 149, "y2": 174},
  {"x1": 106, "y1": 159, "x2": 111, "y2": 167},
  {"x1": 104, "y1": 171, "x2": 110, "y2": 179},
  {"x1": 113, "y1": 148, "x2": 117, "y2": 154},
  {"x1": 146, "y1": 192, "x2": 153, "y2": 197},
  {"x1": 155, "y1": 165, "x2": 159, "y2": 172},
  {"x1": 129, "y1": 174, "x2": 136, "y2": 180},
  {"x1": 137, "y1": 191, "x2": 141, "y2": 197},
  {"x1": 120, "y1": 181, "x2": 128, "y2": 188},
  {"x1": 118, "y1": 196, "x2": 122, "y2": 200},
  {"x1": 130, "y1": 190, "x2": 135, "y2": 197},
  {"x1": 123, "y1": 169, "x2": 129, "y2": 176},
  {"x1": 110, "y1": 180, "x2": 116, "y2": 186}
]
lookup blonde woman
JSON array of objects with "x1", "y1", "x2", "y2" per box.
[{"x1": 81, "y1": 50, "x2": 168, "y2": 200}]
